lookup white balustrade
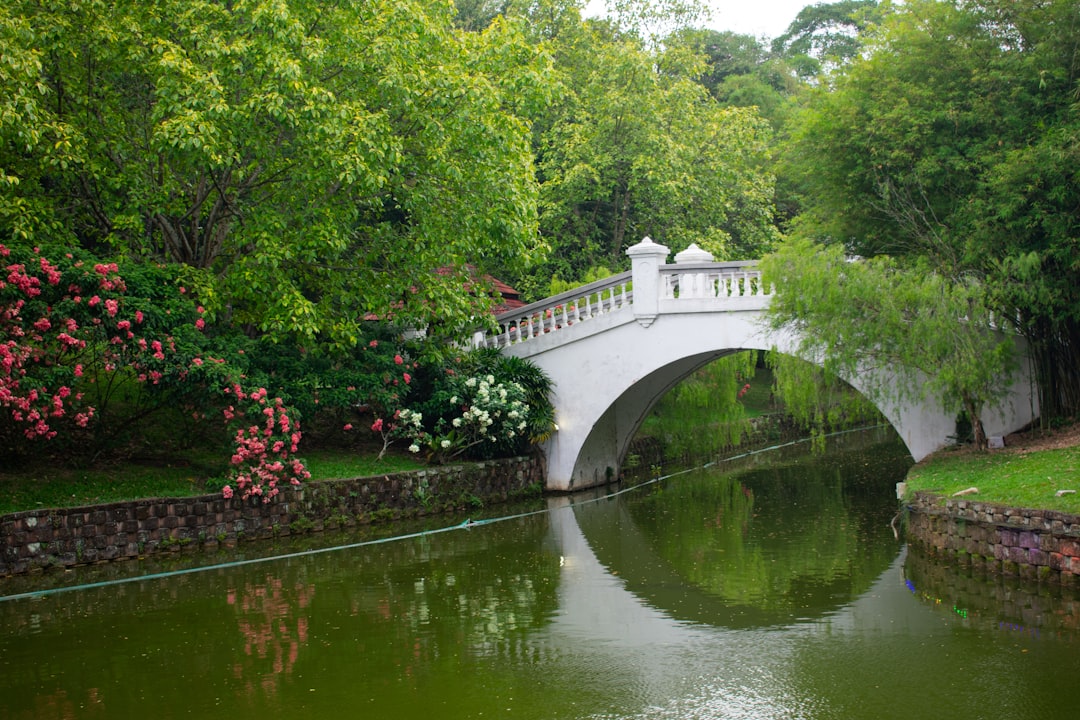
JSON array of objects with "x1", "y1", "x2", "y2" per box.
[
  {"x1": 473, "y1": 239, "x2": 773, "y2": 349},
  {"x1": 660, "y1": 262, "x2": 769, "y2": 300},
  {"x1": 480, "y1": 272, "x2": 633, "y2": 349}
]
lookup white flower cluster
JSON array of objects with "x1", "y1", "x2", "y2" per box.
[
  {"x1": 398, "y1": 408, "x2": 425, "y2": 453},
  {"x1": 396, "y1": 375, "x2": 532, "y2": 461},
  {"x1": 459, "y1": 376, "x2": 528, "y2": 442}
]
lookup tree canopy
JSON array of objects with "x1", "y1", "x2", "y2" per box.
[
  {"x1": 762, "y1": 238, "x2": 1019, "y2": 449},
  {"x1": 515, "y1": 6, "x2": 781, "y2": 293},
  {"x1": 779, "y1": 0, "x2": 1080, "y2": 420},
  {"x1": 1, "y1": 0, "x2": 552, "y2": 347}
]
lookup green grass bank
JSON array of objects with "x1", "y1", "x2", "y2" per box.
[{"x1": 903, "y1": 423, "x2": 1080, "y2": 515}]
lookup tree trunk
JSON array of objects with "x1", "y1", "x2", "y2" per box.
[{"x1": 964, "y1": 397, "x2": 987, "y2": 451}]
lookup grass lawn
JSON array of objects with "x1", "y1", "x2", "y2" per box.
[
  {"x1": 905, "y1": 440, "x2": 1080, "y2": 515},
  {"x1": 0, "y1": 447, "x2": 426, "y2": 516}
]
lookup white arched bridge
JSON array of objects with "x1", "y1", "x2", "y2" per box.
[{"x1": 475, "y1": 238, "x2": 1038, "y2": 492}]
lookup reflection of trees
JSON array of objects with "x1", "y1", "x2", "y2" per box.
[
  {"x1": 0, "y1": 513, "x2": 561, "y2": 717},
  {"x1": 7, "y1": 688, "x2": 105, "y2": 720},
  {"x1": 623, "y1": 438, "x2": 907, "y2": 615},
  {"x1": 326, "y1": 525, "x2": 562, "y2": 687},
  {"x1": 227, "y1": 575, "x2": 315, "y2": 700}
]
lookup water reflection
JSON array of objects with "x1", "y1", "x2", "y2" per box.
[
  {"x1": 228, "y1": 576, "x2": 314, "y2": 700},
  {"x1": 578, "y1": 433, "x2": 910, "y2": 626},
  {"x1": 904, "y1": 546, "x2": 1080, "y2": 638},
  {"x1": 1, "y1": 430, "x2": 1079, "y2": 719}
]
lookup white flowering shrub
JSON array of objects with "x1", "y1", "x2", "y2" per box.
[{"x1": 395, "y1": 374, "x2": 531, "y2": 463}]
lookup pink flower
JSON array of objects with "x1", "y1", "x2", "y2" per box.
[
  {"x1": 134, "y1": 310, "x2": 144, "y2": 324},
  {"x1": 368, "y1": 340, "x2": 378, "y2": 348},
  {"x1": 371, "y1": 418, "x2": 383, "y2": 432},
  {"x1": 403, "y1": 373, "x2": 411, "y2": 385},
  {"x1": 192, "y1": 357, "x2": 203, "y2": 366},
  {"x1": 222, "y1": 485, "x2": 234, "y2": 499},
  {"x1": 343, "y1": 423, "x2": 354, "y2": 431},
  {"x1": 195, "y1": 318, "x2": 205, "y2": 330},
  {"x1": 394, "y1": 354, "x2": 403, "y2": 365}
]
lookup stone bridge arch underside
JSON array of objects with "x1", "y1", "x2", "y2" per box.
[{"x1": 508, "y1": 307, "x2": 1037, "y2": 493}]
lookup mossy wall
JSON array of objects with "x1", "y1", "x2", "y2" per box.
[
  {"x1": 0, "y1": 456, "x2": 543, "y2": 576},
  {"x1": 906, "y1": 491, "x2": 1080, "y2": 587}
]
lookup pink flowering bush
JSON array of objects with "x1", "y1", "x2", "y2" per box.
[
  {"x1": 220, "y1": 384, "x2": 310, "y2": 503},
  {"x1": 1, "y1": 242, "x2": 311, "y2": 503},
  {"x1": 0, "y1": 243, "x2": 204, "y2": 453}
]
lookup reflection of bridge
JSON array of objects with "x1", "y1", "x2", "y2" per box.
[{"x1": 477, "y1": 238, "x2": 1037, "y2": 492}]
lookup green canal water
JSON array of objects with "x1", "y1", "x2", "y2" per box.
[{"x1": 2, "y1": 429, "x2": 1079, "y2": 719}]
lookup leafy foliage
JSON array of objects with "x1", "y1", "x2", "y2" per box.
[
  {"x1": 762, "y1": 237, "x2": 1019, "y2": 449},
  {"x1": 396, "y1": 347, "x2": 554, "y2": 462},
  {"x1": 527, "y1": 17, "x2": 779, "y2": 291},
  {"x1": 1, "y1": 0, "x2": 550, "y2": 348},
  {"x1": 639, "y1": 352, "x2": 759, "y2": 463},
  {"x1": 781, "y1": 0, "x2": 1080, "y2": 420},
  {"x1": 771, "y1": 0, "x2": 885, "y2": 78},
  {"x1": 766, "y1": 351, "x2": 881, "y2": 450}
]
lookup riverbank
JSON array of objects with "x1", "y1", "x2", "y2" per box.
[
  {"x1": 0, "y1": 456, "x2": 543, "y2": 576},
  {"x1": 904, "y1": 422, "x2": 1080, "y2": 514},
  {"x1": 903, "y1": 422, "x2": 1080, "y2": 586}
]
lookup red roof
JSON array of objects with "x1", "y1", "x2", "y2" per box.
[{"x1": 364, "y1": 266, "x2": 525, "y2": 320}]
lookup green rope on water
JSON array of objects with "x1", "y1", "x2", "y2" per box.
[{"x1": 0, "y1": 424, "x2": 889, "y2": 604}]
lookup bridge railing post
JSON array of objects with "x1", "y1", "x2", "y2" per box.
[{"x1": 626, "y1": 237, "x2": 669, "y2": 328}]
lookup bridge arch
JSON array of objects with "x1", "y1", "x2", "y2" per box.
[{"x1": 479, "y1": 239, "x2": 1037, "y2": 492}]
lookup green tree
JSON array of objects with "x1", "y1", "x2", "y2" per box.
[
  {"x1": 527, "y1": 16, "x2": 779, "y2": 292},
  {"x1": 772, "y1": 0, "x2": 885, "y2": 79},
  {"x1": 1, "y1": 0, "x2": 551, "y2": 348},
  {"x1": 762, "y1": 238, "x2": 1019, "y2": 450},
  {"x1": 667, "y1": 28, "x2": 800, "y2": 127},
  {"x1": 781, "y1": 0, "x2": 1080, "y2": 419}
]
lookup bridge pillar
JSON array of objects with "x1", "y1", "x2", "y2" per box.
[
  {"x1": 673, "y1": 242, "x2": 715, "y2": 298},
  {"x1": 626, "y1": 237, "x2": 669, "y2": 328}
]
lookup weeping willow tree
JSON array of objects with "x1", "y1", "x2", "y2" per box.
[
  {"x1": 766, "y1": 352, "x2": 883, "y2": 451},
  {"x1": 641, "y1": 352, "x2": 758, "y2": 461},
  {"x1": 762, "y1": 238, "x2": 1020, "y2": 451}
]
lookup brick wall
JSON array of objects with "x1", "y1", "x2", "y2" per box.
[
  {"x1": 1, "y1": 455, "x2": 543, "y2": 576},
  {"x1": 906, "y1": 491, "x2": 1080, "y2": 586}
]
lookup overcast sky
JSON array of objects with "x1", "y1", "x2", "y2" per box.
[{"x1": 583, "y1": 1, "x2": 813, "y2": 40}]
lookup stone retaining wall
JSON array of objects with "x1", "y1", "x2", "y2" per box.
[
  {"x1": 1, "y1": 455, "x2": 543, "y2": 576},
  {"x1": 906, "y1": 491, "x2": 1080, "y2": 586}
]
